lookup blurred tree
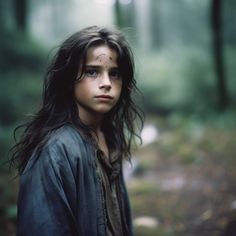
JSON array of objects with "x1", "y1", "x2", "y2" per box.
[
  {"x1": 223, "y1": 0, "x2": 236, "y2": 46},
  {"x1": 113, "y1": 0, "x2": 136, "y2": 42},
  {"x1": 211, "y1": 0, "x2": 228, "y2": 111},
  {"x1": 134, "y1": 0, "x2": 151, "y2": 50},
  {"x1": 114, "y1": 0, "x2": 123, "y2": 28},
  {"x1": 0, "y1": 0, "x2": 4, "y2": 29},
  {"x1": 0, "y1": 0, "x2": 13, "y2": 31},
  {"x1": 114, "y1": 0, "x2": 135, "y2": 28},
  {"x1": 14, "y1": 0, "x2": 28, "y2": 32},
  {"x1": 150, "y1": 0, "x2": 160, "y2": 48}
]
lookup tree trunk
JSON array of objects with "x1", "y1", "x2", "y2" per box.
[
  {"x1": 114, "y1": 0, "x2": 135, "y2": 29},
  {"x1": 114, "y1": 0, "x2": 123, "y2": 28},
  {"x1": 211, "y1": 0, "x2": 228, "y2": 111},
  {"x1": 113, "y1": 0, "x2": 137, "y2": 45},
  {"x1": 14, "y1": 0, "x2": 27, "y2": 32}
]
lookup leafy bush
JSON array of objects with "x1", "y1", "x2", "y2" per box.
[
  {"x1": 136, "y1": 45, "x2": 235, "y2": 114},
  {"x1": 0, "y1": 29, "x2": 47, "y2": 73}
]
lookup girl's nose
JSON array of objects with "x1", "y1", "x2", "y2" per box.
[{"x1": 99, "y1": 73, "x2": 111, "y2": 89}]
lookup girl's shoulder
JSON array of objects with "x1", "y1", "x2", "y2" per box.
[
  {"x1": 35, "y1": 124, "x2": 90, "y2": 161},
  {"x1": 24, "y1": 125, "x2": 93, "y2": 173},
  {"x1": 46, "y1": 124, "x2": 85, "y2": 147}
]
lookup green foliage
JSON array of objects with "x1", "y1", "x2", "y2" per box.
[
  {"x1": 0, "y1": 29, "x2": 47, "y2": 73},
  {"x1": 225, "y1": 45, "x2": 236, "y2": 104},
  {"x1": 136, "y1": 41, "x2": 236, "y2": 115},
  {"x1": 156, "y1": 112, "x2": 236, "y2": 165},
  {"x1": 137, "y1": 46, "x2": 223, "y2": 114},
  {"x1": 0, "y1": 29, "x2": 45, "y2": 235},
  {"x1": 0, "y1": 29, "x2": 46, "y2": 166},
  {"x1": 0, "y1": 73, "x2": 42, "y2": 125},
  {"x1": 0, "y1": 73, "x2": 42, "y2": 165}
]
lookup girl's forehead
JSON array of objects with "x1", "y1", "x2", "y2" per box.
[{"x1": 85, "y1": 45, "x2": 118, "y2": 64}]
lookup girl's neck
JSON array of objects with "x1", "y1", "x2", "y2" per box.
[
  {"x1": 78, "y1": 111, "x2": 109, "y2": 157},
  {"x1": 78, "y1": 110, "x2": 103, "y2": 132}
]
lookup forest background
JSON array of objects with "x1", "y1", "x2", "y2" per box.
[{"x1": 0, "y1": 0, "x2": 236, "y2": 235}]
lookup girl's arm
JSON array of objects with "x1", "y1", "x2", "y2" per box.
[{"x1": 17, "y1": 143, "x2": 78, "y2": 236}]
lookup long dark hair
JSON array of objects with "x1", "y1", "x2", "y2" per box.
[{"x1": 10, "y1": 26, "x2": 144, "y2": 174}]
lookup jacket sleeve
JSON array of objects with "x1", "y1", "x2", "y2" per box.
[
  {"x1": 17, "y1": 143, "x2": 79, "y2": 236},
  {"x1": 120, "y1": 167, "x2": 135, "y2": 236}
]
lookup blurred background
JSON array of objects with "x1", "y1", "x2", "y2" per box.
[{"x1": 0, "y1": 0, "x2": 236, "y2": 235}]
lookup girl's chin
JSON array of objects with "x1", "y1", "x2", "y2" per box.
[{"x1": 94, "y1": 104, "x2": 116, "y2": 114}]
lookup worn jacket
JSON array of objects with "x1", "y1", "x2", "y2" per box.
[{"x1": 17, "y1": 125, "x2": 134, "y2": 236}]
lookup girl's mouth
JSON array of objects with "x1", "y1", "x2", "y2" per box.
[{"x1": 95, "y1": 95, "x2": 113, "y2": 99}]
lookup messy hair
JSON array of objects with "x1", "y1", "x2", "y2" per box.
[{"x1": 10, "y1": 26, "x2": 144, "y2": 174}]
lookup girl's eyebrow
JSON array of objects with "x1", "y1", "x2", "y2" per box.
[
  {"x1": 85, "y1": 65, "x2": 119, "y2": 70},
  {"x1": 85, "y1": 65, "x2": 100, "y2": 69}
]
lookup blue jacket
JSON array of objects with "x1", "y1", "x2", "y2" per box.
[{"x1": 17, "y1": 125, "x2": 134, "y2": 236}]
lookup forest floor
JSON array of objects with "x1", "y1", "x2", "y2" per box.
[
  {"x1": 1, "y1": 116, "x2": 236, "y2": 236},
  {"x1": 128, "y1": 118, "x2": 236, "y2": 236}
]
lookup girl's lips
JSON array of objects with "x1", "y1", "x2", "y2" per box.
[{"x1": 95, "y1": 95, "x2": 113, "y2": 99}]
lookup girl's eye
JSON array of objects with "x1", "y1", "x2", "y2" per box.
[
  {"x1": 85, "y1": 69, "x2": 98, "y2": 77},
  {"x1": 109, "y1": 70, "x2": 121, "y2": 80}
]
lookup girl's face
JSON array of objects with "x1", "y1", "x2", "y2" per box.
[{"x1": 74, "y1": 45, "x2": 122, "y2": 123}]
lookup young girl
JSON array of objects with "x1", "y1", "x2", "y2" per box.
[{"x1": 11, "y1": 26, "x2": 143, "y2": 236}]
